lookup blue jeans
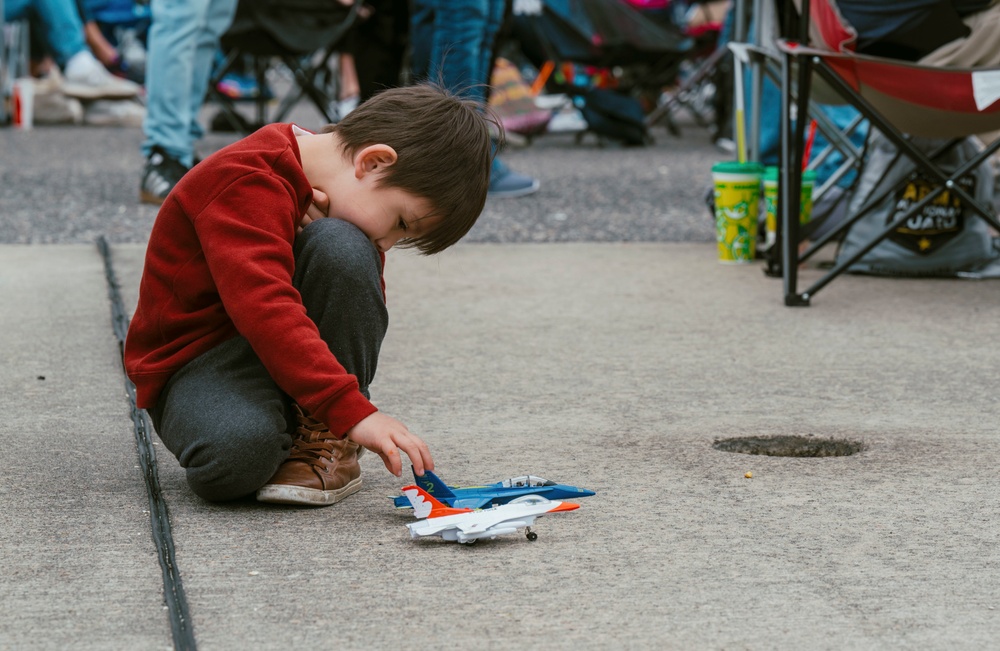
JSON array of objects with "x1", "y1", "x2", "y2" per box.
[
  {"x1": 141, "y1": 0, "x2": 236, "y2": 167},
  {"x1": 410, "y1": 0, "x2": 507, "y2": 177},
  {"x1": 4, "y1": 0, "x2": 86, "y2": 66},
  {"x1": 410, "y1": 0, "x2": 504, "y2": 104}
]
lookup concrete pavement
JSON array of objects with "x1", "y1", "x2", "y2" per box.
[
  {"x1": 2, "y1": 236, "x2": 999, "y2": 649},
  {"x1": 2, "y1": 100, "x2": 1000, "y2": 648}
]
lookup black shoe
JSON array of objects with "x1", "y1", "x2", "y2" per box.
[{"x1": 140, "y1": 147, "x2": 190, "y2": 206}]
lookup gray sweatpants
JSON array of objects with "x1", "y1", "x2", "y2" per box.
[{"x1": 148, "y1": 219, "x2": 388, "y2": 502}]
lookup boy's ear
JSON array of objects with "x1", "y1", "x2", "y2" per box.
[{"x1": 355, "y1": 144, "x2": 398, "y2": 178}]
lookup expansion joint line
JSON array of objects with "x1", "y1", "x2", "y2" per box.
[{"x1": 97, "y1": 237, "x2": 197, "y2": 651}]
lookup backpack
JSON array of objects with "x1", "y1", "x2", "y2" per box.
[
  {"x1": 578, "y1": 88, "x2": 650, "y2": 146},
  {"x1": 838, "y1": 133, "x2": 1000, "y2": 277}
]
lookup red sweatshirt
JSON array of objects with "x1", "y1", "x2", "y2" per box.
[{"x1": 125, "y1": 123, "x2": 379, "y2": 437}]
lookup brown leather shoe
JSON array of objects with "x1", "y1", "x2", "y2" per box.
[{"x1": 256, "y1": 404, "x2": 362, "y2": 506}]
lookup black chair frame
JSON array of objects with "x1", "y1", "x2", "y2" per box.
[
  {"x1": 775, "y1": 0, "x2": 1000, "y2": 306},
  {"x1": 208, "y1": 0, "x2": 362, "y2": 133}
]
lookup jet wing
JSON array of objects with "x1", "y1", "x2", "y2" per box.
[
  {"x1": 455, "y1": 516, "x2": 499, "y2": 535},
  {"x1": 450, "y1": 496, "x2": 495, "y2": 510}
]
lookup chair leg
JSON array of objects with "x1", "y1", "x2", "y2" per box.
[
  {"x1": 645, "y1": 46, "x2": 727, "y2": 131},
  {"x1": 272, "y1": 49, "x2": 339, "y2": 125},
  {"x1": 253, "y1": 55, "x2": 268, "y2": 128},
  {"x1": 207, "y1": 49, "x2": 256, "y2": 135},
  {"x1": 779, "y1": 48, "x2": 813, "y2": 306}
]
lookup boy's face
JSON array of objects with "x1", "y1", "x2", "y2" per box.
[{"x1": 312, "y1": 144, "x2": 437, "y2": 252}]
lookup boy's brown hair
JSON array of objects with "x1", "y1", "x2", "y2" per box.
[{"x1": 324, "y1": 84, "x2": 500, "y2": 255}]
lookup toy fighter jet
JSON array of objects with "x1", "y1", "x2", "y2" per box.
[
  {"x1": 392, "y1": 468, "x2": 595, "y2": 510},
  {"x1": 402, "y1": 484, "x2": 579, "y2": 544}
]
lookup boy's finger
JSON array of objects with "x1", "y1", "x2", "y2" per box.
[
  {"x1": 398, "y1": 438, "x2": 431, "y2": 477},
  {"x1": 408, "y1": 436, "x2": 433, "y2": 474},
  {"x1": 379, "y1": 448, "x2": 402, "y2": 477},
  {"x1": 399, "y1": 441, "x2": 424, "y2": 477}
]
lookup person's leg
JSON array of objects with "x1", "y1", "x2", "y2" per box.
[
  {"x1": 142, "y1": 0, "x2": 235, "y2": 205},
  {"x1": 292, "y1": 218, "x2": 388, "y2": 397},
  {"x1": 17, "y1": 0, "x2": 140, "y2": 98},
  {"x1": 149, "y1": 336, "x2": 294, "y2": 502},
  {"x1": 150, "y1": 218, "x2": 387, "y2": 502},
  {"x1": 429, "y1": 0, "x2": 489, "y2": 101},
  {"x1": 187, "y1": 0, "x2": 237, "y2": 145},
  {"x1": 143, "y1": 0, "x2": 233, "y2": 166},
  {"x1": 350, "y1": 0, "x2": 408, "y2": 102},
  {"x1": 476, "y1": 0, "x2": 505, "y2": 91},
  {"x1": 143, "y1": 0, "x2": 204, "y2": 165},
  {"x1": 409, "y1": 0, "x2": 434, "y2": 82},
  {"x1": 6, "y1": 0, "x2": 87, "y2": 66},
  {"x1": 257, "y1": 218, "x2": 388, "y2": 505},
  {"x1": 3, "y1": 0, "x2": 28, "y2": 20},
  {"x1": 423, "y1": 0, "x2": 538, "y2": 197}
]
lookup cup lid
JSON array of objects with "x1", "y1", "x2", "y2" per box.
[
  {"x1": 711, "y1": 161, "x2": 764, "y2": 174},
  {"x1": 762, "y1": 167, "x2": 818, "y2": 182}
]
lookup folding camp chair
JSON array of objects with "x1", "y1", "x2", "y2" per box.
[
  {"x1": 775, "y1": 0, "x2": 1000, "y2": 306},
  {"x1": 208, "y1": 0, "x2": 362, "y2": 133},
  {"x1": 510, "y1": 0, "x2": 694, "y2": 112},
  {"x1": 733, "y1": 0, "x2": 868, "y2": 268},
  {"x1": 644, "y1": 0, "x2": 728, "y2": 136}
]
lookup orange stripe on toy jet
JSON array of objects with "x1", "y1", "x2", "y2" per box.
[{"x1": 547, "y1": 502, "x2": 580, "y2": 513}]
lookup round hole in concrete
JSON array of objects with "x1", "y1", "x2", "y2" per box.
[{"x1": 713, "y1": 435, "x2": 865, "y2": 458}]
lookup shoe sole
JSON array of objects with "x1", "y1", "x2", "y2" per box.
[
  {"x1": 487, "y1": 179, "x2": 541, "y2": 200},
  {"x1": 139, "y1": 189, "x2": 167, "y2": 206},
  {"x1": 256, "y1": 476, "x2": 362, "y2": 506},
  {"x1": 87, "y1": 117, "x2": 144, "y2": 127},
  {"x1": 62, "y1": 84, "x2": 139, "y2": 101}
]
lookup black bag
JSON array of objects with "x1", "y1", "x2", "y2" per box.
[{"x1": 579, "y1": 88, "x2": 649, "y2": 146}]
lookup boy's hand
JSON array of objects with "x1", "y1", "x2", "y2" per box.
[
  {"x1": 346, "y1": 412, "x2": 433, "y2": 478},
  {"x1": 298, "y1": 188, "x2": 330, "y2": 233}
]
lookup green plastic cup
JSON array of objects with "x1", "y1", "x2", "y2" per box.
[
  {"x1": 763, "y1": 167, "x2": 817, "y2": 246},
  {"x1": 712, "y1": 161, "x2": 764, "y2": 263}
]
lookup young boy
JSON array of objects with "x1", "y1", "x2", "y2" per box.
[{"x1": 125, "y1": 84, "x2": 496, "y2": 506}]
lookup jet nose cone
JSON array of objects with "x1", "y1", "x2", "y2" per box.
[{"x1": 547, "y1": 501, "x2": 580, "y2": 513}]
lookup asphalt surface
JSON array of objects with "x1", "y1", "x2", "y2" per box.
[
  {"x1": 0, "y1": 110, "x2": 719, "y2": 245},
  {"x1": 3, "y1": 107, "x2": 1000, "y2": 650}
]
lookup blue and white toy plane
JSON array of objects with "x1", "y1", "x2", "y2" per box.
[{"x1": 393, "y1": 468, "x2": 596, "y2": 510}]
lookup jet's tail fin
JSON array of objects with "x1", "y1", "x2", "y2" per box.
[
  {"x1": 411, "y1": 468, "x2": 456, "y2": 502},
  {"x1": 401, "y1": 485, "x2": 472, "y2": 519}
]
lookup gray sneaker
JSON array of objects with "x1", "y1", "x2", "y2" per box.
[
  {"x1": 488, "y1": 164, "x2": 540, "y2": 199},
  {"x1": 140, "y1": 147, "x2": 189, "y2": 205}
]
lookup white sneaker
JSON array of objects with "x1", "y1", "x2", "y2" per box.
[
  {"x1": 32, "y1": 70, "x2": 84, "y2": 125},
  {"x1": 84, "y1": 99, "x2": 146, "y2": 127},
  {"x1": 547, "y1": 109, "x2": 588, "y2": 133},
  {"x1": 63, "y1": 51, "x2": 140, "y2": 100}
]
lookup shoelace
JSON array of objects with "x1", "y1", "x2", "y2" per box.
[
  {"x1": 288, "y1": 409, "x2": 341, "y2": 469},
  {"x1": 287, "y1": 439, "x2": 338, "y2": 469}
]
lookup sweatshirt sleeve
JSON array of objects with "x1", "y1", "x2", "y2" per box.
[{"x1": 191, "y1": 166, "x2": 377, "y2": 437}]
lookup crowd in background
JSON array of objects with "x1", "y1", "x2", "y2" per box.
[{"x1": 6, "y1": 0, "x2": 577, "y2": 202}]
